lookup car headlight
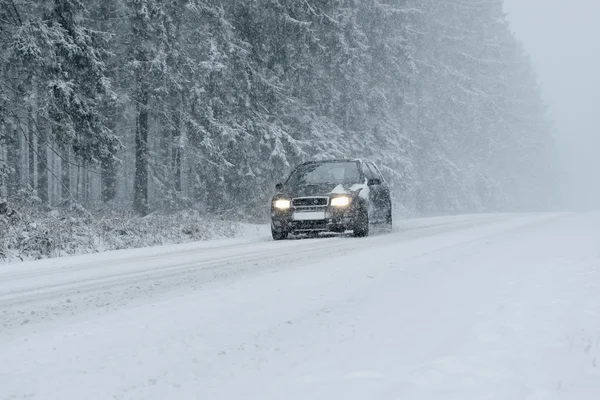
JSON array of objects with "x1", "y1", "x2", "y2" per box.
[
  {"x1": 331, "y1": 196, "x2": 351, "y2": 207},
  {"x1": 273, "y1": 199, "x2": 291, "y2": 209}
]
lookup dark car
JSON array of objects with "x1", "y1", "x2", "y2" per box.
[{"x1": 270, "y1": 159, "x2": 392, "y2": 240}]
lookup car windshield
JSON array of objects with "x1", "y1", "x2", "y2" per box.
[{"x1": 286, "y1": 161, "x2": 361, "y2": 186}]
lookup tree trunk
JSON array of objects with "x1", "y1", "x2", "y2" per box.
[
  {"x1": 84, "y1": 163, "x2": 91, "y2": 203},
  {"x1": 97, "y1": 0, "x2": 119, "y2": 203},
  {"x1": 37, "y1": 121, "x2": 48, "y2": 204},
  {"x1": 173, "y1": 109, "x2": 182, "y2": 193},
  {"x1": 98, "y1": 105, "x2": 117, "y2": 203},
  {"x1": 76, "y1": 160, "x2": 81, "y2": 201},
  {"x1": 6, "y1": 124, "x2": 21, "y2": 198},
  {"x1": 28, "y1": 108, "x2": 35, "y2": 189},
  {"x1": 61, "y1": 145, "x2": 70, "y2": 202},
  {"x1": 133, "y1": 85, "x2": 149, "y2": 216},
  {"x1": 101, "y1": 155, "x2": 117, "y2": 202}
]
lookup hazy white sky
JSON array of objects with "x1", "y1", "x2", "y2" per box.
[{"x1": 502, "y1": 0, "x2": 599, "y2": 209}]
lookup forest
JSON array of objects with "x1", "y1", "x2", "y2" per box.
[{"x1": 0, "y1": 0, "x2": 557, "y2": 259}]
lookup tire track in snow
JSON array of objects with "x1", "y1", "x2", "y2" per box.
[{"x1": 0, "y1": 213, "x2": 562, "y2": 334}]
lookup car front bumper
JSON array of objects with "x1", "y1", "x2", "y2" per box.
[{"x1": 271, "y1": 206, "x2": 360, "y2": 234}]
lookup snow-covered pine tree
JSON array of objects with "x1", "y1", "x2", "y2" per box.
[
  {"x1": 86, "y1": 0, "x2": 122, "y2": 203},
  {"x1": 45, "y1": 0, "x2": 119, "y2": 198},
  {"x1": 2, "y1": 0, "x2": 119, "y2": 205},
  {"x1": 127, "y1": 0, "x2": 159, "y2": 215},
  {"x1": 0, "y1": 0, "x2": 558, "y2": 220},
  {"x1": 403, "y1": 0, "x2": 556, "y2": 214}
]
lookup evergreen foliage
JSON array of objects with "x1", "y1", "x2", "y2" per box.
[{"x1": 0, "y1": 0, "x2": 557, "y2": 219}]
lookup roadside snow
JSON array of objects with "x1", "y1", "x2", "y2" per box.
[
  {"x1": 0, "y1": 205, "x2": 262, "y2": 264},
  {"x1": 1, "y1": 213, "x2": 599, "y2": 400}
]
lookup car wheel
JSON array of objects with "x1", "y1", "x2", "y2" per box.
[
  {"x1": 271, "y1": 227, "x2": 288, "y2": 241},
  {"x1": 353, "y1": 206, "x2": 369, "y2": 237},
  {"x1": 383, "y1": 206, "x2": 393, "y2": 232}
]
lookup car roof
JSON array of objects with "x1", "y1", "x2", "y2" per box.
[{"x1": 300, "y1": 158, "x2": 371, "y2": 165}]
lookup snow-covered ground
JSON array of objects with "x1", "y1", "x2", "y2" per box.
[{"x1": 1, "y1": 213, "x2": 599, "y2": 400}]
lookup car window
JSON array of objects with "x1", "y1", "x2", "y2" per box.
[
  {"x1": 368, "y1": 162, "x2": 384, "y2": 181},
  {"x1": 286, "y1": 161, "x2": 361, "y2": 186},
  {"x1": 365, "y1": 162, "x2": 381, "y2": 182},
  {"x1": 363, "y1": 162, "x2": 376, "y2": 180}
]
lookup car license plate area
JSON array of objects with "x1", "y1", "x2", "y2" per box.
[{"x1": 293, "y1": 211, "x2": 326, "y2": 221}]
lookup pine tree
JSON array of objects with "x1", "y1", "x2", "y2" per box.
[
  {"x1": 0, "y1": 0, "x2": 558, "y2": 218},
  {"x1": 127, "y1": 0, "x2": 156, "y2": 215}
]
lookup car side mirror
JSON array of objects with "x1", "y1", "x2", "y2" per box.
[
  {"x1": 275, "y1": 183, "x2": 283, "y2": 191},
  {"x1": 367, "y1": 178, "x2": 381, "y2": 186}
]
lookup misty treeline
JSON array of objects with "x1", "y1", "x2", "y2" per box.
[{"x1": 0, "y1": 0, "x2": 556, "y2": 220}]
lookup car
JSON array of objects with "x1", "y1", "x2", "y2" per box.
[{"x1": 270, "y1": 158, "x2": 392, "y2": 240}]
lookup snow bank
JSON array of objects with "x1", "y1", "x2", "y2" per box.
[{"x1": 0, "y1": 200, "x2": 255, "y2": 264}]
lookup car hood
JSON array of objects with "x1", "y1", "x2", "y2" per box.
[{"x1": 278, "y1": 182, "x2": 367, "y2": 198}]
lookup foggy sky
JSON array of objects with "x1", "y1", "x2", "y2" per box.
[{"x1": 503, "y1": 0, "x2": 600, "y2": 210}]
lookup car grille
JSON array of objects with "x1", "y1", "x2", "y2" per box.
[
  {"x1": 292, "y1": 219, "x2": 329, "y2": 231},
  {"x1": 292, "y1": 197, "x2": 329, "y2": 207}
]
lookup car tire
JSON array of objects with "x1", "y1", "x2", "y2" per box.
[
  {"x1": 271, "y1": 227, "x2": 288, "y2": 241},
  {"x1": 383, "y1": 206, "x2": 393, "y2": 232},
  {"x1": 353, "y1": 206, "x2": 369, "y2": 237}
]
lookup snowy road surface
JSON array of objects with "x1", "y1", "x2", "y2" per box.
[{"x1": 1, "y1": 213, "x2": 600, "y2": 400}]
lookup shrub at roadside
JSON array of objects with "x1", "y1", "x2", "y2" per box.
[{"x1": 0, "y1": 199, "x2": 243, "y2": 263}]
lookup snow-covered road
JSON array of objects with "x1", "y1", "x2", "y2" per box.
[{"x1": 1, "y1": 213, "x2": 600, "y2": 400}]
